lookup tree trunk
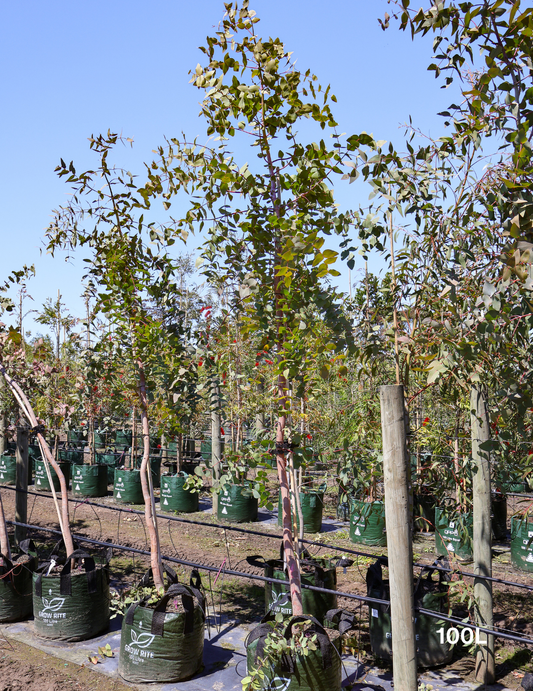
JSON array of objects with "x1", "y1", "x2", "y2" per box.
[
  {"x1": 15, "y1": 425, "x2": 28, "y2": 547},
  {"x1": 470, "y1": 385, "x2": 495, "y2": 684},
  {"x1": 0, "y1": 365, "x2": 74, "y2": 555},
  {"x1": 276, "y1": 373, "x2": 302, "y2": 615},
  {"x1": 0, "y1": 375, "x2": 6, "y2": 456},
  {"x1": 138, "y1": 361, "x2": 164, "y2": 591},
  {"x1": 211, "y1": 378, "x2": 222, "y2": 515}
]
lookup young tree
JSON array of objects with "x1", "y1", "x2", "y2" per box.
[{"x1": 144, "y1": 1, "x2": 362, "y2": 612}]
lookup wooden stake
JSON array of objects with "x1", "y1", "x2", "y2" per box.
[
  {"x1": 380, "y1": 385, "x2": 417, "y2": 691},
  {"x1": 470, "y1": 385, "x2": 495, "y2": 684},
  {"x1": 389, "y1": 203, "x2": 401, "y2": 385},
  {"x1": 15, "y1": 425, "x2": 28, "y2": 547}
]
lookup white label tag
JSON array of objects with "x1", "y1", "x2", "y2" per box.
[
  {"x1": 372, "y1": 609, "x2": 378, "y2": 618},
  {"x1": 222, "y1": 507, "x2": 227, "y2": 514}
]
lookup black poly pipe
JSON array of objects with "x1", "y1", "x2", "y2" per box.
[{"x1": 7, "y1": 518, "x2": 533, "y2": 648}]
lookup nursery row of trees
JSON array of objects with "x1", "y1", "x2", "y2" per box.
[{"x1": 0, "y1": 1, "x2": 531, "y2": 684}]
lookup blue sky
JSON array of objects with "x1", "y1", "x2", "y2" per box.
[{"x1": 1, "y1": 0, "x2": 460, "y2": 339}]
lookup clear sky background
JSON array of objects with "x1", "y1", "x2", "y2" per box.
[{"x1": 1, "y1": 0, "x2": 461, "y2": 339}]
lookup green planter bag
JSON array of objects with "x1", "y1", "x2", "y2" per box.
[
  {"x1": 34, "y1": 459, "x2": 71, "y2": 492},
  {"x1": 119, "y1": 582, "x2": 205, "y2": 683},
  {"x1": 262, "y1": 556, "x2": 337, "y2": 624},
  {"x1": 160, "y1": 473, "x2": 199, "y2": 513},
  {"x1": 0, "y1": 454, "x2": 17, "y2": 485},
  {"x1": 0, "y1": 539, "x2": 37, "y2": 623},
  {"x1": 200, "y1": 439, "x2": 225, "y2": 463},
  {"x1": 435, "y1": 508, "x2": 473, "y2": 561},
  {"x1": 245, "y1": 614, "x2": 342, "y2": 691},
  {"x1": 67, "y1": 429, "x2": 86, "y2": 444},
  {"x1": 57, "y1": 447, "x2": 84, "y2": 464},
  {"x1": 116, "y1": 430, "x2": 133, "y2": 447},
  {"x1": 93, "y1": 431, "x2": 108, "y2": 447},
  {"x1": 277, "y1": 489, "x2": 324, "y2": 533},
  {"x1": 218, "y1": 483, "x2": 258, "y2": 523},
  {"x1": 367, "y1": 558, "x2": 453, "y2": 668},
  {"x1": 114, "y1": 468, "x2": 144, "y2": 504},
  {"x1": 511, "y1": 515, "x2": 533, "y2": 572},
  {"x1": 33, "y1": 548, "x2": 111, "y2": 641},
  {"x1": 96, "y1": 448, "x2": 121, "y2": 484},
  {"x1": 72, "y1": 464, "x2": 108, "y2": 498},
  {"x1": 133, "y1": 454, "x2": 161, "y2": 489},
  {"x1": 350, "y1": 500, "x2": 387, "y2": 547}
]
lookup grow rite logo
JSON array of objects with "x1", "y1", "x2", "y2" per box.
[
  {"x1": 124, "y1": 631, "x2": 155, "y2": 659},
  {"x1": 39, "y1": 597, "x2": 67, "y2": 620},
  {"x1": 267, "y1": 677, "x2": 291, "y2": 691},
  {"x1": 41, "y1": 597, "x2": 65, "y2": 613}
]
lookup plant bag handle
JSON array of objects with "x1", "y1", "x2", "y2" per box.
[
  {"x1": 138, "y1": 563, "x2": 178, "y2": 588},
  {"x1": 60, "y1": 550, "x2": 97, "y2": 596},
  {"x1": 282, "y1": 615, "x2": 333, "y2": 672},
  {"x1": 151, "y1": 583, "x2": 205, "y2": 636},
  {"x1": 325, "y1": 608, "x2": 356, "y2": 634}
]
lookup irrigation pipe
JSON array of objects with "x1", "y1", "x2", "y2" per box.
[
  {"x1": 7, "y1": 518, "x2": 533, "y2": 648},
  {"x1": 3, "y1": 484, "x2": 532, "y2": 592}
]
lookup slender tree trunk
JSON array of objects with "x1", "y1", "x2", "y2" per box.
[
  {"x1": 138, "y1": 361, "x2": 164, "y2": 591},
  {"x1": 0, "y1": 376, "x2": 5, "y2": 456},
  {"x1": 276, "y1": 373, "x2": 303, "y2": 615},
  {"x1": 15, "y1": 424, "x2": 28, "y2": 547},
  {"x1": 471, "y1": 385, "x2": 495, "y2": 684},
  {"x1": 0, "y1": 365, "x2": 74, "y2": 555},
  {"x1": 211, "y1": 378, "x2": 222, "y2": 514}
]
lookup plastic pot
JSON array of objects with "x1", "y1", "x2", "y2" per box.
[{"x1": 160, "y1": 473, "x2": 199, "y2": 513}]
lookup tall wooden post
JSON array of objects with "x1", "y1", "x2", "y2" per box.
[
  {"x1": 380, "y1": 385, "x2": 417, "y2": 691},
  {"x1": 0, "y1": 375, "x2": 6, "y2": 456},
  {"x1": 211, "y1": 378, "x2": 222, "y2": 515},
  {"x1": 15, "y1": 425, "x2": 29, "y2": 545},
  {"x1": 470, "y1": 385, "x2": 495, "y2": 684}
]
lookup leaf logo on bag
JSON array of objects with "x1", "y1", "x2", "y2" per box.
[
  {"x1": 129, "y1": 630, "x2": 155, "y2": 649},
  {"x1": 271, "y1": 591, "x2": 289, "y2": 608},
  {"x1": 268, "y1": 677, "x2": 291, "y2": 691},
  {"x1": 41, "y1": 597, "x2": 65, "y2": 612}
]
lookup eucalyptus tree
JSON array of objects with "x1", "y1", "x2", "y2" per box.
[
  {"x1": 349, "y1": 2, "x2": 533, "y2": 682},
  {"x1": 46, "y1": 133, "x2": 197, "y2": 591},
  {"x1": 143, "y1": 1, "x2": 367, "y2": 612}
]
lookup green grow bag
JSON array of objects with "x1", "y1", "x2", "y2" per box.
[
  {"x1": 246, "y1": 615, "x2": 342, "y2": 691},
  {"x1": 435, "y1": 509, "x2": 473, "y2": 561},
  {"x1": 71, "y1": 464, "x2": 108, "y2": 498},
  {"x1": 511, "y1": 515, "x2": 533, "y2": 572},
  {"x1": 367, "y1": 559, "x2": 453, "y2": 668},
  {"x1": 67, "y1": 430, "x2": 86, "y2": 444},
  {"x1": 33, "y1": 549, "x2": 111, "y2": 641},
  {"x1": 492, "y1": 495, "x2": 507, "y2": 541},
  {"x1": 277, "y1": 490, "x2": 324, "y2": 533},
  {"x1": 0, "y1": 539, "x2": 37, "y2": 623},
  {"x1": 114, "y1": 468, "x2": 144, "y2": 504},
  {"x1": 414, "y1": 493, "x2": 436, "y2": 532},
  {"x1": 160, "y1": 473, "x2": 199, "y2": 513},
  {"x1": 264, "y1": 558, "x2": 337, "y2": 624},
  {"x1": 34, "y1": 459, "x2": 71, "y2": 492},
  {"x1": 57, "y1": 447, "x2": 84, "y2": 464},
  {"x1": 93, "y1": 431, "x2": 108, "y2": 447},
  {"x1": 116, "y1": 430, "x2": 132, "y2": 447},
  {"x1": 96, "y1": 450, "x2": 120, "y2": 484},
  {"x1": 0, "y1": 454, "x2": 17, "y2": 485},
  {"x1": 502, "y1": 481, "x2": 528, "y2": 493},
  {"x1": 350, "y1": 500, "x2": 387, "y2": 547},
  {"x1": 218, "y1": 483, "x2": 258, "y2": 523},
  {"x1": 119, "y1": 582, "x2": 205, "y2": 683}
]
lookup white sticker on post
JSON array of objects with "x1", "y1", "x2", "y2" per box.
[{"x1": 372, "y1": 609, "x2": 378, "y2": 618}]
